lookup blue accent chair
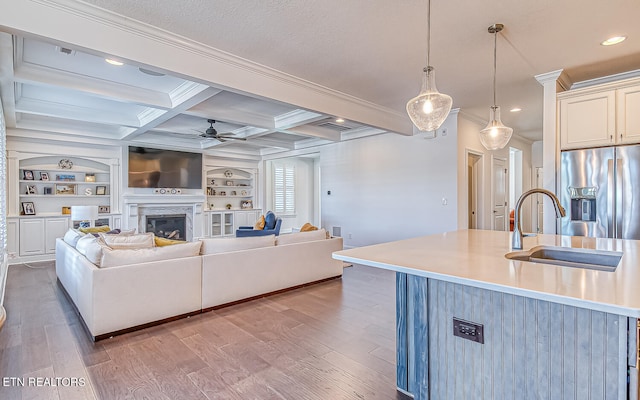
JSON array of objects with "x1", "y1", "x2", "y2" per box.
[{"x1": 236, "y1": 211, "x2": 282, "y2": 237}]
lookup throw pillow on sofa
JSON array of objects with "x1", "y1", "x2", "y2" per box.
[
  {"x1": 100, "y1": 232, "x2": 155, "y2": 249},
  {"x1": 264, "y1": 211, "x2": 276, "y2": 230},
  {"x1": 300, "y1": 222, "x2": 318, "y2": 232},
  {"x1": 79, "y1": 226, "x2": 111, "y2": 235},
  {"x1": 62, "y1": 228, "x2": 85, "y2": 247},
  {"x1": 154, "y1": 236, "x2": 184, "y2": 247},
  {"x1": 254, "y1": 215, "x2": 266, "y2": 230},
  {"x1": 100, "y1": 241, "x2": 203, "y2": 268},
  {"x1": 75, "y1": 234, "x2": 109, "y2": 266}
]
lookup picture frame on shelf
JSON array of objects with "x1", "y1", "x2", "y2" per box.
[
  {"x1": 226, "y1": 181, "x2": 234, "y2": 186},
  {"x1": 241, "y1": 200, "x2": 253, "y2": 209},
  {"x1": 98, "y1": 205, "x2": 110, "y2": 213},
  {"x1": 230, "y1": 191, "x2": 237, "y2": 196},
  {"x1": 21, "y1": 202, "x2": 36, "y2": 215},
  {"x1": 96, "y1": 186, "x2": 106, "y2": 195},
  {"x1": 84, "y1": 173, "x2": 96, "y2": 182},
  {"x1": 40, "y1": 172, "x2": 49, "y2": 181},
  {"x1": 23, "y1": 170, "x2": 34, "y2": 180},
  {"x1": 56, "y1": 174, "x2": 75, "y2": 182},
  {"x1": 25, "y1": 185, "x2": 37, "y2": 195},
  {"x1": 55, "y1": 184, "x2": 76, "y2": 195},
  {"x1": 61, "y1": 206, "x2": 71, "y2": 215},
  {"x1": 43, "y1": 187, "x2": 53, "y2": 195}
]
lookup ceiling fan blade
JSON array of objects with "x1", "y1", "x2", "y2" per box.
[{"x1": 222, "y1": 136, "x2": 246, "y2": 141}]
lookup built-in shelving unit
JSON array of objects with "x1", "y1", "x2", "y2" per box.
[{"x1": 205, "y1": 167, "x2": 255, "y2": 211}]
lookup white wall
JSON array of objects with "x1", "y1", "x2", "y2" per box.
[
  {"x1": 0, "y1": 98, "x2": 7, "y2": 308},
  {"x1": 319, "y1": 115, "x2": 459, "y2": 248},
  {"x1": 457, "y1": 114, "x2": 534, "y2": 232}
]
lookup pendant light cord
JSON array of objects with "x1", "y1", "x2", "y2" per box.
[
  {"x1": 426, "y1": 0, "x2": 431, "y2": 67},
  {"x1": 492, "y1": 29, "x2": 497, "y2": 107}
]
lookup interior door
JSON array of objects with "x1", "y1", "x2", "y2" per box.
[{"x1": 492, "y1": 157, "x2": 508, "y2": 231}]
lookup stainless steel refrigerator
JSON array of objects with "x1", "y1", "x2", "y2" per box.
[{"x1": 560, "y1": 145, "x2": 640, "y2": 239}]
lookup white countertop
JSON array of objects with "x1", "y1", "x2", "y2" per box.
[{"x1": 333, "y1": 229, "x2": 640, "y2": 317}]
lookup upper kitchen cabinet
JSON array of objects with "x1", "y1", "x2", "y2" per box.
[{"x1": 558, "y1": 77, "x2": 640, "y2": 150}]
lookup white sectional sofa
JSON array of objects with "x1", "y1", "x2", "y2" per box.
[{"x1": 55, "y1": 229, "x2": 343, "y2": 341}]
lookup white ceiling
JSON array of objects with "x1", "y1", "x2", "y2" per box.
[{"x1": 1, "y1": 0, "x2": 640, "y2": 156}]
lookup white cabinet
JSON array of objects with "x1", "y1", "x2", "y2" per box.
[
  {"x1": 210, "y1": 211, "x2": 234, "y2": 237},
  {"x1": 616, "y1": 85, "x2": 640, "y2": 144},
  {"x1": 6, "y1": 219, "x2": 19, "y2": 259},
  {"x1": 18, "y1": 217, "x2": 71, "y2": 257},
  {"x1": 559, "y1": 90, "x2": 615, "y2": 149},
  {"x1": 558, "y1": 80, "x2": 640, "y2": 150},
  {"x1": 19, "y1": 218, "x2": 46, "y2": 256},
  {"x1": 45, "y1": 218, "x2": 70, "y2": 253},
  {"x1": 234, "y1": 209, "x2": 262, "y2": 231}
]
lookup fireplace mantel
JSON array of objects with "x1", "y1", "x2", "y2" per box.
[{"x1": 122, "y1": 193, "x2": 206, "y2": 239}]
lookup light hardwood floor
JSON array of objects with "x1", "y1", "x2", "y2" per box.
[{"x1": 0, "y1": 261, "x2": 404, "y2": 400}]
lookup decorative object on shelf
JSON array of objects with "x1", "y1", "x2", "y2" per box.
[
  {"x1": 40, "y1": 172, "x2": 49, "y2": 181},
  {"x1": 21, "y1": 202, "x2": 36, "y2": 215},
  {"x1": 85, "y1": 173, "x2": 96, "y2": 182},
  {"x1": 56, "y1": 184, "x2": 76, "y2": 195},
  {"x1": 219, "y1": 191, "x2": 226, "y2": 196},
  {"x1": 241, "y1": 200, "x2": 253, "y2": 209},
  {"x1": 479, "y1": 23, "x2": 513, "y2": 150},
  {"x1": 209, "y1": 203, "x2": 215, "y2": 209},
  {"x1": 231, "y1": 191, "x2": 237, "y2": 196},
  {"x1": 23, "y1": 170, "x2": 34, "y2": 180},
  {"x1": 56, "y1": 174, "x2": 75, "y2": 181},
  {"x1": 71, "y1": 205, "x2": 98, "y2": 228},
  {"x1": 58, "y1": 158, "x2": 73, "y2": 169},
  {"x1": 225, "y1": 204, "x2": 232, "y2": 209},
  {"x1": 96, "y1": 186, "x2": 106, "y2": 195},
  {"x1": 85, "y1": 188, "x2": 93, "y2": 196},
  {"x1": 208, "y1": 178, "x2": 215, "y2": 185},
  {"x1": 406, "y1": 0, "x2": 452, "y2": 133},
  {"x1": 240, "y1": 190, "x2": 248, "y2": 196},
  {"x1": 61, "y1": 206, "x2": 71, "y2": 215},
  {"x1": 226, "y1": 180, "x2": 234, "y2": 186},
  {"x1": 224, "y1": 170, "x2": 233, "y2": 178},
  {"x1": 25, "y1": 185, "x2": 37, "y2": 195},
  {"x1": 98, "y1": 205, "x2": 110, "y2": 214},
  {"x1": 206, "y1": 187, "x2": 213, "y2": 196},
  {"x1": 43, "y1": 187, "x2": 53, "y2": 195}
]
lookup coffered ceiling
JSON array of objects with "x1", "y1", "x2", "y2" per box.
[{"x1": 1, "y1": 0, "x2": 640, "y2": 157}]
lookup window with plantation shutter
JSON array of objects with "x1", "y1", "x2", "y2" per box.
[{"x1": 274, "y1": 163, "x2": 295, "y2": 214}]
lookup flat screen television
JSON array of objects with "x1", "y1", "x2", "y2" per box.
[{"x1": 128, "y1": 146, "x2": 202, "y2": 189}]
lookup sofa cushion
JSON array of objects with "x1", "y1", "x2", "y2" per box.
[
  {"x1": 254, "y1": 215, "x2": 266, "y2": 230},
  {"x1": 100, "y1": 241, "x2": 202, "y2": 268},
  {"x1": 62, "y1": 228, "x2": 85, "y2": 247},
  {"x1": 264, "y1": 211, "x2": 276, "y2": 230},
  {"x1": 100, "y1": 232, "x2": 155, "y2": 249},
  {"x1": 276, "y1": 229, "x2": 327, "y2": 246},
  {"x1": 199, "y1": 234, "x2": 275, "y2": 255}
]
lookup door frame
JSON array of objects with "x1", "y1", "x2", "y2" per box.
[
  {"x1": 491, "y1": 155, "x2": 509, "y2": 231},
  {"x1": 465, "y1": 149, "x2": 484, "y2": 229}
]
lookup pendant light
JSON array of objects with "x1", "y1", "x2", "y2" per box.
[
  {"x1": 479, "y1": 23, "x2": 513, "y2": 150},
  {"x1": 406, "y1": 0, "x2": 452, "y2": 132}
]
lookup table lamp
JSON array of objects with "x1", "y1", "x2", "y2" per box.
[{"x1": 71, "y1": 205, "x2": 99, "y2": 229}]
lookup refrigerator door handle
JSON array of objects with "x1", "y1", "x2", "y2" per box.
[
  {"x1": 616, "y1": 158, "x2": 623, "y2": 239},
  {"x1": 607, "y1": 159, "x2": 615, "y2": 238}
]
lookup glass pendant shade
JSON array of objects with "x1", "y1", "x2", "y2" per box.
[
  {"x1": 479, "y1": 106, "x2": 513, "y2": 150},
  {"x1": 406, "y1": 66, "x2": 453, "y2": 132}
]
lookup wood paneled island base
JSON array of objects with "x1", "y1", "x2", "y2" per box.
[{"x1": 334, "y1": 229, "x2": 640, "y2": 400}]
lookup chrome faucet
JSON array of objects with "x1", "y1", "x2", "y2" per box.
[{"x1": 512, "y1": 188, "x2": 566, "y2": 250}]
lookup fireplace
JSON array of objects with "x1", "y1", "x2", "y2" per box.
[{"x1": 145, "y1": 214, "x2": 186, "y2": 241}]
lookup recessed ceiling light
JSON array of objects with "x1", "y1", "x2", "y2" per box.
[
  {"x1": 105, "y1": 58, "x2": 124, "y2": 66},
  {"x1": 510, "y1": 107, "x2": 522, "y2": 112},
  {"x1": 335, "y1": 118, "x2": 345, "y2": 123},
  {"x1": 601, "y1": 36, "x2": 626, "y2": 46}
]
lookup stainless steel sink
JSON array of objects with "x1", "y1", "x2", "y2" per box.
[{"x1": 505, "y1": 246, "x2": 622, "y2": 272}]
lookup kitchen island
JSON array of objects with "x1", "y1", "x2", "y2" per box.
[{"x1": 333, "y1": 229, "x2": 640, "y2": 400}]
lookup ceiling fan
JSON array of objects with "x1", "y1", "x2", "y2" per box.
[{"x1": 197, "y1": 119, "x2": 246, "y2": 142}]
